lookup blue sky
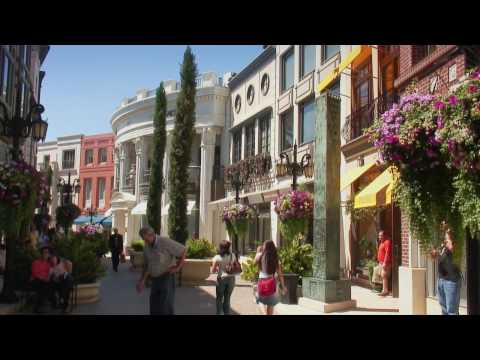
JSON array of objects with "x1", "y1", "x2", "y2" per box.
[{"x1": 41, "y1": 45, "x2": 263, "y2": 141}]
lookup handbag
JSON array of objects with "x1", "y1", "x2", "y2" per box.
[
  {"x1": 225, "y1": 253, "x2": 242, "y2": 275},
  {"x1": 258, "y1": 276, "x2": 276, "y2": 297}
]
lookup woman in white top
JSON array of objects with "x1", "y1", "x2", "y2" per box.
[{"x1": 211, "y1": 240, "x2": 237, "y2": 315}]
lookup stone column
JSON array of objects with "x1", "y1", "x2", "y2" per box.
[
  {"x1": 114, "y1": 147, "x2": 120, "y2": 191},
  {"x1": 119, "y1": 144, "x2": 126, "y2": 191},
  {"x1": 199, "y1": 128, "x2": 216, "y2": 239},
  {"x1": 300, "y1": 93, "x2": 356, "y2": 313},
  {"x1": 134, "y1": 138, "x2": 144, "y2": 202}
]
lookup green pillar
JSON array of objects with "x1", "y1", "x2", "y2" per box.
[{"x1": 302, "y1": 93, "x2": 354, "y2": 305}]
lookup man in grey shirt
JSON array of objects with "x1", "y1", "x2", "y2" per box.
[{"x1": 136, "y1": 227, "x2": 186, "y2": 315}]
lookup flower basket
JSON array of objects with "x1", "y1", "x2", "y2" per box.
[
  {"x1": 274, "y1": 190, "x2": 314, "y2": 244},
  {"x1": 56, "y1": 203, "x2": 81, "y2": 230},
  {"x1": 222, "y1": 203, "x2": 256, "y2": 239}
]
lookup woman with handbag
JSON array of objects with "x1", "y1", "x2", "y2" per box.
[
  {"x1": 255, "y1": 240, "x2": 287, "y2": 315},
  {"x1": 211, "y1": 240, "x2": 240, "y2": 315}
]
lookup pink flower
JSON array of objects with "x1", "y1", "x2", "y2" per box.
[
  {"x1": 468, "y1": 85, "x2": 478, "y2": 94},
  {"x1": 434, "y1": 101, "x2": 445, "y2": 110},
  {"x1": 436, "y1": 116, "x2": 444, "y2": 129},
  {"x1": 448, "y1": 95, "x2": 458, "y2": 106}
]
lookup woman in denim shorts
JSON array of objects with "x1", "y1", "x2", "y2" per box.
[{"x1": 254, "y1": 240, "x2": 287, "y2": 315}]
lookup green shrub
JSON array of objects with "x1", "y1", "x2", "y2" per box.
[
  {"x1": 278, "y1": 238, "x2": 313, "y2": 277},
  {"x1": 13, "y1": 245, "x2": 40, "y2": 291},
  {"x1": 240, "y1": 253, "x2": 259, "y2": 282},
  {"x1": 185, "y1": 238, "x2": 215, "y2": 259},
  {"x1": 52, "y1": 233, "x2": 106, "y2": 284},
  {"x1": 131, "y1": 240, "x2": 145, "y2": 252}
]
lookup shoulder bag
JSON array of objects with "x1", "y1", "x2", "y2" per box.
[{"x1": 225, "y1": 253, "x2": 242, "y2": 275}]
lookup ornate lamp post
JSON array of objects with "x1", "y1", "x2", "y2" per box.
[
  {"x1": 224, "y1": 165, "x2": 248, "y2": 253},
  {"x1": 0, "y1": 82, "x2": 48, "y2": 304},
  {"x1": 87, "y1": 206, "x2": 97, "y2": 224},
  {"x1": 57, "y1": 172, "x2": 81, "y2": 206},
  {"x1": 277, "y1": 141, "x2": 313, "y2": 190}
]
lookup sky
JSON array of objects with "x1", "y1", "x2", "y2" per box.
[{"x1": 40, "y1": 45, "x2": 263, "y2": 141}]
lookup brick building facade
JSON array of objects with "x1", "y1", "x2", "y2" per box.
[{"x1": 78, "y1": 133, "x2": 115, "y2": 215}]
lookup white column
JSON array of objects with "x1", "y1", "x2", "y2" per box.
[
  {"x1": 199, "y1": 128, "x2": 216, "y2": 239},
  {"x1": 119, "y1": 144, "x2": 126, "y2": 191},
  {"x1": 134, "y1": 137, "x2": 144, "y2": 202},
  {"x1": 114, "y1": 147, "x2": 120, "y2": 191}
]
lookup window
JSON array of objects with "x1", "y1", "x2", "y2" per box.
[
  {"x1": 245, "y1": 123, "x2": 256, "y2": 158},
  {"x1": 259, "y1": 113, "x2": 271, "y2": 155},
  {"x1": 43, "y1": 155, "x2": 50, "y2": 170},
  {"x1": 261, "y1": 73, "x2": 270, "y2": 95},
  {"x1": 85, "y1": 149, "x2": 94, "y2": 165},
  {"x1": 84, "y1": 179, "x2": 92, "y2": 208},
  {"x1": 300, "y1": 98, "x2": 316, "y2": 144},
  {"x1": 280, "y1": 110, "x2": 294, "y2": 151},
  {"x1": 232, "y1": 130, "x2": 242, "y2": 163},
  {"x1": 247, "y1": 85, "x2": 255, "y2": 105},
  {"x1": 353, "y1": 61, "x2": 372, "y2": 111},
  {"x1": 281, "y1": 48, "x2": 294, "y2": 92},
  {"x1": 300, "y1": 45, "x2": 316, "y2": 78},
  {"x1": 1, "y1": 52, "x2": 10, "y2": 99},
  {"x1": 99, "y1": 148, "x2": 108, "y2": 163},
  {"x1": 322, "y1": 45, "x2": 340, "y2": 63},
  {"x1": 416, "y1": 45, "x2": 438, "y2": 63},
  {"x1": 62, "y1": 150, "x2": 75, "y2": 169},
  {"x1": 98, "y1": 178, "x2": 106, "y2": 208},
  {"x1": 234, "y1": 94, "x2": 241, "y2": 113},
  {"x1": 327, "y1": 80, "x2": 340, "y2": 97}
]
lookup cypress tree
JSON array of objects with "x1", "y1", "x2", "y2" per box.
[
  {"x1": 146, "y1": 82, "x2": 167, "y2": 233},
  {"x1": 168, "y1": 46, "x2": 198, "y2": 244}
]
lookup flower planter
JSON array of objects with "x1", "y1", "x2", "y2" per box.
[
  {"x1": 181, "y1": 259, "x2": 212, "y2": 285},
  {"x1": 76, "y1": 282, "x2": 101, "y2": 304},
  {"x1": 280, "y1": 273, "x2": 299, "y2": 305}
]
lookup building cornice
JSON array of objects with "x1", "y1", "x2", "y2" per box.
[{"x1": 228, "y1": 47, "x2": 276, "y2": 90}]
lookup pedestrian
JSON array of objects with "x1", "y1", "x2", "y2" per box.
[
  {"x1": 49, "y1": 254, "x2": 74, "y2": 313},
  {"x1": 254, "y1": 240, "x2": 287, "y2": 315},
  {"x1": 376, "y1": 230, "x2": 392, "y2": 297},
  {"x1": 431, "y1": 225, "x2": 462, "y2": 315},
  {"x1": 109, "y1": 228, "x2": 123, "y2": 272},
  {"x1": 136, "y1": 226, "x2": 186, "y2": 315},
  {"x1": 30, "y1": 246, "x2": 55, "y2": 313},
  {"x1": 211, "y1": 240, "x2": 237, "y2": 315}
]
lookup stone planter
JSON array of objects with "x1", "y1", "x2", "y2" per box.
[
  {"x1": 181, "y1": 259, "x2": 212, "y2": 285},
  {"x1": 76, "y1": 282, "x2": 101, "y2": 304}
]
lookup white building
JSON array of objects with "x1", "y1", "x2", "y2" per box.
[
  {"x1": 110, "y1": 72, "x2": 234, "y2": 245},
  {"x1": 37, "y1": 134, "x2": 83, "y2": 225}
]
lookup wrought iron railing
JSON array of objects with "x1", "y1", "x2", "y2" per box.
[
  {"x1": 342, "y1": 92, "x2": 399, "y2": 143},
  {"x1": 224, "y1": 153, "x2": 273, "y2": 193}
]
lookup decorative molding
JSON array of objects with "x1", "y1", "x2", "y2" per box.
[
  {"x1": 295, "y1": 73, "x2": 314, "y2": 104},
  {"x1": 277, "y1": 89, "x2": 293, "y2": 114}
]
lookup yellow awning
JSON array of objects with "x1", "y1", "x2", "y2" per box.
[
  {"x1": 340, "y1": 161, "x2": 376, "y2": 191},
  {"x1": 318, "y1": 45, "x2": 364, "y2": 93},
  {"x1": 354, "y1": 167, "x2": 396, "y2": 209}
]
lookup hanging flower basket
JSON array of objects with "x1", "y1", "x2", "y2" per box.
[
  {"x1": 0, "y1": 159, "x2": 48, "y2": 235},
  {"x1": 222, "y1": 203, "x2": 256, "y2": 239},
  {"x1": 274, "y1": 190, "x2": 314, "y2": 244},
  {"x1": 56, "y1": 203, "x2": 81, "y2": 230}
]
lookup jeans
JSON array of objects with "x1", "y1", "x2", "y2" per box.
[
  {"x1": 438, "y1": 278, "x2": 461, "y2": 315},
  {"x1": 216, "y1": 276, "x2": 235, "y2": 315},
  {"x1": 31, "y1": 279, "x2": 54, "y2": 310},
  {"x1": 53, "y1": 275, "x2": 74, "y2": 309},
  {"x1": 150, "y1": 273, "x2": 176, "y2": 315}
]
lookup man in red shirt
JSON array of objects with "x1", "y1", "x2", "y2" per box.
[
  {"x1": 31, "y1": 246, "x2": 54, "y2": 313},
  {"x1": 377, "y1": 231, "x2": 392, "y2": 297}
]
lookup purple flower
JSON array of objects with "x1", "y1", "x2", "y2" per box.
[
  {"x1": 448, "y1": 95, "x2": 458, "y2": 106},
  {"x1": 434, "y1": 101, "x2": 445, "y2": 110},
  {"x1": 468, "y1": 85, "x2": 478, "y2": 94},
  {"x1": 426, "y1": 149, "x2": 437, "y2": 158},
  {"x1": 436, "y1": 116, "x2": 444, "y2": 129}
]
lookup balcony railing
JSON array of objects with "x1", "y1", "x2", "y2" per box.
[
  {"x1": 342, "y1": 92, "x2": 399, "y2": 143},
  {"x1": 224, "y1": 153, "x2": 273, "y2": 194}
]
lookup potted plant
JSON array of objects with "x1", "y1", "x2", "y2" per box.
[
  {"x1": 222, "y1": 203, "x2": 256, "y2": 240},
  {"x1": 52, "y1": 230, "x2": 106, "y2": 304},
  {"x1": 273, "y1": 190, "x2": 314, "y2": 304},
  {"x1": 129, "y1": 240, "x2": 145, "y2": 270},
  {"x1": 278, "y1": 236, "x2": 313, "y2": 304},
  {"x1": 181, "y1": 238, "x2": 216, "y2": 285}
]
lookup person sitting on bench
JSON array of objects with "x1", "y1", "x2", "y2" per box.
[
  {"x1": 49, "y1": 254, "x2": 74, "y2": 312},
  {"x1": 30, "y1": 246, "x2": 55, "y2": 313}
]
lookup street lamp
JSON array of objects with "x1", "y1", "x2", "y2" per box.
[
  {"x1": 87, "y1": 207, "x2": 97, "y2": 224},
  {"x1": 57, "y1": 172, "x2": 81, "y2": 206},
  {"x1": 277, "y1": 141, "x2": 313, "y2": 191},
  {"x1": 0, "y1": 82, "x2": 48, "y2": 304},
  {"x1": 224, "y1": 165, "x2": 248, "y2": 253}
]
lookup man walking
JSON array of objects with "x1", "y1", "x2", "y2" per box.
[
  {"x1": 109, "y1": 228, "x2": 123, "y2": 272},
  {"x1": 136, "y1": 226, "x2": 186, "y2": 315}
]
